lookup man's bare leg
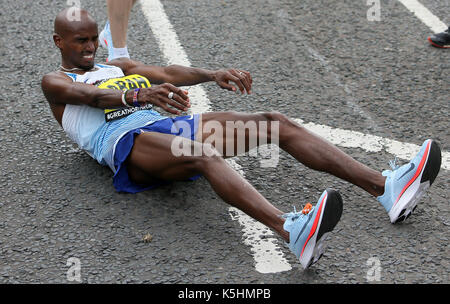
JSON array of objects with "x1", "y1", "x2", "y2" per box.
[
  {"x1": 125, "y1": 110, "x2": 386, "y2": 241},
  {"x1": 199, "y1": 111, "x2": 386, "y2": 197},
  {"x1": 126, "y1": 131, "x2": 290, "y2": 242},
  {"x1": 106, "y1": 0, "x2": 136, "y2": 48}
]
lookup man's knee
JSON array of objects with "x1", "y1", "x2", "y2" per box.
[
  {"x1": 260, "y1": 111, "x2": 290, "y2": 124},
  {"x1": 194, "y1": 143, "x2": 225, "y2": 173},
  {"x1": 184, "y1": 142, "x2": 224, "y2": 172},
  {"x1": 260, "y1": 111, "x2": 304, "y2": 142}
]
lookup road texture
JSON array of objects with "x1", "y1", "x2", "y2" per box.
[{"x1": 0, "y1": 0, "x2": 448, "y2": 284}]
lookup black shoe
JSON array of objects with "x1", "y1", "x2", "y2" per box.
[{"x1": 428, "y1": 27, "x2": 450, "y2": 48}]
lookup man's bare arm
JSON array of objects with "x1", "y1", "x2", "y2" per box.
[
  {"x1": 109, "y1": 58, "x2": 253, "y2": 94},
  {"x1": 41, "y1": 59, "x2": 252, "y2": 117},
  {"x1": 41, "y1": 72, "x2": 126, "y2": 109},
  {"x1": 41, "y1": 72, "x2": 191, "y2": 115}
]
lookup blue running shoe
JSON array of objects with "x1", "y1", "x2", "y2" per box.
[
  {"x1": 99, "y1": 21, "x2": 114, "y2": 62},
  {"x1": 283, "y1": 189, "x2": 343, "y2": 269},
  {"x1": 377, "y1": 139, "x2": 442, "y2": 224}
]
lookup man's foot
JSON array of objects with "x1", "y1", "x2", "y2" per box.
[
  {"x1": 282, "y1": 189, "x2": 343, "y2": 269},
  {"x1": 99, "y1": 21, "x2": 114, "y2": 61},
  {"x1": 377, "y1": 139, "x2": 442, "y2": 224},
  {"x1": 427, "y1": 27, "x2": 450, "y2": 48}
]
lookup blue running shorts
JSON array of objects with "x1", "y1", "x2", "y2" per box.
[{"x1": 113, "y1": 114, "x2": 201, "y2": 193}]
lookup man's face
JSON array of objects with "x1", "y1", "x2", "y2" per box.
[{"x1": 55, "y1": 21, "x2": 99, "y2": 70}]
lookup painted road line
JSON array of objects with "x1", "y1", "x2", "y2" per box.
[
  {"x1": 226, "y1": 159, "x2": 292, "y2": 273},
  {"x1": 139, "y1": 0, "x2": 293, "y2": 274},
  {"x1": 294, "y1": 119, "x2": 449, "y2": 170},
  {"x1": 228, "y1": 206, "x2": 293, "y2": 273},
  {"x1": 397, "y1": 0, "x2": 448, "y2": 33},
  {"x1": 140, "y1": 0, "x2": 210, "y2": 113}
]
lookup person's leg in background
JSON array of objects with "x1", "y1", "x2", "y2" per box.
[{"x1": 99, "y1": 0, "x2": 137, "y2": 61}]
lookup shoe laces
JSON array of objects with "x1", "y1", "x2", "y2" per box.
[
  {"x1": 281, "y1": 203, "x2": 314, "y2": 221},
  {"x1": 388, "y1": 156, "x2": 400, "y2": 171}
]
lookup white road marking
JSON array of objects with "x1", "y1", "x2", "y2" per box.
[
  {"x1": 228, "y1": 206, "x2": 292, "y2": 273},
  {"x1": 140, "y1": 0, "x2": 292, "y2": 273},
  {"x1": 295, "y1": 119, "x2": 449, "y2": 170},
  {"x1": 140, "y1": 0, "x2": 449, "y2": 274},
  {"x1": 140, "y1": 0, "x2": 210, "y2": 113},
  {"x1": 397, "y1": 0, "x2": 448, "y2": 33}
]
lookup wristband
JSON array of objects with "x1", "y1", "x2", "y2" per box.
[
  {"x1": 121, "y1": 90, "x2": 132, "y2": 107},
  {"x1": 132, "y1": 88, "x2": 141, "y2": 107}
]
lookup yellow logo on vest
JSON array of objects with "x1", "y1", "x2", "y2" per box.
[
  {"x1": 97, "y1": 74, "x2": 153, "y2": 122},
  {"x1": 97, "y1": 74, "x2": 151, "y2": 91}
]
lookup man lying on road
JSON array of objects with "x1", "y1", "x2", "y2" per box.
[{"x1": 41, "y1": 8, "x2": 442, "y2": 269}]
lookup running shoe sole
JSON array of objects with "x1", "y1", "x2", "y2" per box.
[
  {"x1": 299, "y1": 189, "x2": 343, "y2": 269},
  {"x1": 389, "y1": 140, "x2": 442, "y2": 224},
  {"x1": 427, "y1": 37, "x2": 450, "y2": 48}
]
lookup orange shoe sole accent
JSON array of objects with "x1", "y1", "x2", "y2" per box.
[
  {"x1": 299, "y1": 193, "x2": 327, "y2": 259},
  {"x1": 394, "y1": 140, "x2": 431, "y2": 207}
]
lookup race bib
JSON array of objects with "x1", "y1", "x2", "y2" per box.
[{"x1": 96, "y1": 74, "x2": 153, "y2": 122}]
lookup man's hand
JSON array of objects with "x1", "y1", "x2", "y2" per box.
[
  {"x1": 138, "y1": 83, "x2": 190, "y2": 115},
  {"x1": 214, "y1": 69, "x2": 252, "y2": 95}
]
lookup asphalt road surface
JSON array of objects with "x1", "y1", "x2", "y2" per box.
[{"x1": 0, "y1": 0, "x2": 448, "y2": 284}]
